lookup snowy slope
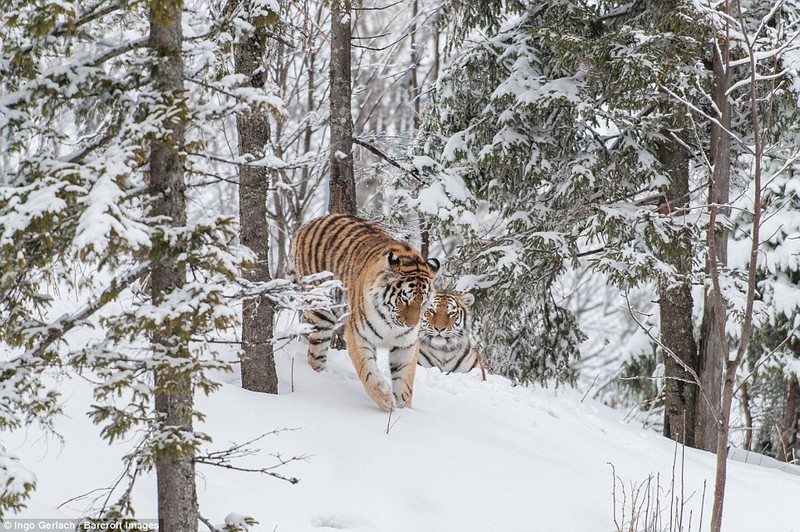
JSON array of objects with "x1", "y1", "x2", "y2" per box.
[{"x1": 6, "y1": 339, "x2": 800, "y2": 532}]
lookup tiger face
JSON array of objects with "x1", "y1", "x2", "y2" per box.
[
  {"x1": 422, "y1": 290, "x2": 475, "y2": 338},
  {"x1": 381, "y1": 250, "x2": 439, "y2": 328}
]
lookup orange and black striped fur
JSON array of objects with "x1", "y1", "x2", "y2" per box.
[
  {"x1": 419, "y1": 291, "x2": 479, "y2": 373},
  {"x1": 292, "y1": 214, "x2": 440, "y2": 411}
]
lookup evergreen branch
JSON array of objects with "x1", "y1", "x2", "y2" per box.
[
  {"x1": 189, "y1": 338, "x2": 242, "y2": 345},
  {"x1": 735, "y1": 321, "x2": 800, "y2": 396},
  {"x1": 659, "y1": 84, "x2": 750, "y2": 154},
  {"x1": 189, "y1": 1, "x2": 294, "y2": 48},
  {"x1": 353, "y1": 138, "x2": 422, "y2": 182},
  {"x1": 621, "y1": 291, "x2": 720, "y2": 426},
  {"x1": 60, "y1": 132, "x2": 114, "y2": 164},
  {"x1": 596, "y1": 3, "x2": 635, "y2": 22},
  {"x1": 198, "y1": 515, "x2": 216, "y2": 532},
  {"x1": 184, "y1": 77, "x2": 243, "y2": 100},
  {"x1": 186, "y1": 150, "x2": 313, "y2": 172},
  {"x1": 89, "y1": 37, "x2": 149, "y2": 67},
  {"x1": 576, "y1": 247, "x2": 605, "y2": 258},
  {"x1": 353, "y1": 0, "x2": 404, "y2": 11},
  {"x1": 3, "y1": 36, "x2": 147, "y2": 114},
  {"x1": 72, "y1": 2, "x2": 121, "y2": 31},
  {"x1": 17, "y1": 1, "x2": 123, "y2": 56},
  {"x1": 25, "y1": 262, "x2": 150, "y2": 361}
]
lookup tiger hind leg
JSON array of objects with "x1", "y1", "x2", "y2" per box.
[
  {"x1": 389, "y1": 341, "x2": 420, "y2": 408},
  {"x1": 304, "y1": 309, "x2": 336, "y2": 372},
  {"x1": 344, "y1": 318, "x2": 393, "y2": 411}
]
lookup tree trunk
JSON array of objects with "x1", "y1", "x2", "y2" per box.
[
  {"x1": 329, "y1": 0, "x2": 356, "y2": 215},
  {"x1": 696, "y1": 30, "x2": 732, "y2": 452},
  {"x1": 409, "y1": 0, "x2": 430, "y2": 259},
  {"x1": 235, "y1": 1, "x2": 279, "y2": 394},
  {"x1": 778, "y1": 374, "x2": 799, "y2": 462},
  {"x1": 740, "y1": 380, "x2": 754, "y2": 451},
  {"x1": 710, "y1": 359, "x2": 736, "y2": 532},
  {"x1": 327, "y1": 0, "x2": 355, "y2": 350},
  {"x1": 148, "y1": 0, "x2": 197, "y2": 529},
  {"x1": 658, "y1": 136, "x2": 699, "y2": 447},
  {"x1": 711, "y1": 6, "x2": 763, "y2": 526}
]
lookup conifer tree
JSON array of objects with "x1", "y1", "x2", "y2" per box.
[
  {"x1": 418, "y1": 0, "x2": 709, "y2": 387},
  {"x1": 0, "y1": 0, "x2": 254, "y2": 520},
  {"x1": 736, "y1": 162, "x2": 800, "y2": 461},
  {"x1": 147, "y1": 0, "x2": 198, "y2": 527}
]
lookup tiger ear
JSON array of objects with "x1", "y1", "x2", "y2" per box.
[
  {"x1": 388, "y1": 250, "x2": 402, "y2": 268},
  {"x1": 427, "y1": 258, "x2": 441, "y2": 272},
  {"x1": 460, "y1": 292, "x2": 475, "y2": 307}
]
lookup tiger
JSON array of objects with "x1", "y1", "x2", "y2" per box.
[
  {"x1": 291, "y1": 214, "x2": 440, "y2": 411},
  {"x1": 418, "y1": 290, "x2": 482, "y2": 374}
]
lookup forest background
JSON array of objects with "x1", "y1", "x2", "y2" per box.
[{"x1": 1, "y1": 0, "x2": 800, "y2": 531}]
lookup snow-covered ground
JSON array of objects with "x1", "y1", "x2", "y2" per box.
[{"x1": 6, "y1": 338, "x2": 800, "y2": 532}]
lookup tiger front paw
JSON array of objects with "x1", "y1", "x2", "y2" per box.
[
  {"x1": 393, "y1": 391, "x2": 413, "y2": 409},
  {"x1": 367, "y1": 381, "x2": 394, "y2": 412},
  {"x1": 308, "y1": 352, "x2": 326, "y2": 372}
]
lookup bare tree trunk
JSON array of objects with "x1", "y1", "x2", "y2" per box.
[
  {"x1": 234, "y1": 1, "x2": 278, "y2": 394},
  {"x1": 409, "y1": 0, "x2": 430, "y2": 259},
  {"x1": 271, "y1": 37, "x2": 289, "y2": 278},
  {"x1": 329, "y1": 0, "x2": 356, "y2": 215},
  {"x1": 148, "y1": 0, "x2": 197, "y2": 529},
  {"x1": 410, "y1": 0, "x2": 421, "y2": 133},
  {"x1": 711, "y1": 5, "x2": 763, "y2": 528},
  {"x1": 658, "y1": 137, "x2": 700, "y2": 447},
  {"x1": 711, "y1": 358, "x2": 738, "y2": 532},
  {"x1": 696, "y1": 18, "x2": 732, "y2": 452},
  {"x1": 292, "y1": 0, "x2": 321, "y2": 226}
]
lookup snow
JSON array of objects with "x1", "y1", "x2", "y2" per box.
[
  {"x1": 0, "y1": 445, "x2": 35, "y2": 498},
  {"x1": 5, "y1": 334, "x2": 800, "y2": 531}
]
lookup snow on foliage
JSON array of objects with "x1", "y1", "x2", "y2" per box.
[
  {"x1": 414, "y1": 2, "x2": 713, "y2": 386},
  {"x1": 0, "y1": 446, "x2": 36, "y2": 518}
]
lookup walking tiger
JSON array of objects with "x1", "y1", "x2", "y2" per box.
[{"x1": 291, "y1": 214, "x2": 440, "y2": 411}]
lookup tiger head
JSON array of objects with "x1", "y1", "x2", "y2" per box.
[
  {"x1": 379, "y1": 248, "x2": 440, "y2": 328},
  {"x1": 421, "y1": 290, "x2": 475, "y2": 339}
]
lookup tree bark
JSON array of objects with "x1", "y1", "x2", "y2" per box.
[
  {"x1": 329, "y1": 0, "x2": 357, "y2": 215},
  {"x1": 234, "y1": 1, "x2": 279, "y2": 394},
  {"x1": 778, "y1": 374, "x2": 799, "y2": 462},
  {"x1": 740, "y1": 380, "x2": 754, "y2": 451},
  {"x1": 658, "y1": 136, "x2": 700, "y2": 447},
  {"x1": 327, "y1": 0, "x2": 355, "y2": 350},
  {"x1": 696, "y1": 29, "x2": 732, "y2": 452},
  {"x1": 710, "y1": 358, "x2": 737, "y2": 532},
  {"x1": 148, "y1": 0, "x2": 197, "y2": 529},
  {"x1": 409, "y1": 0, "x2": 430, "y2": 259}
]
